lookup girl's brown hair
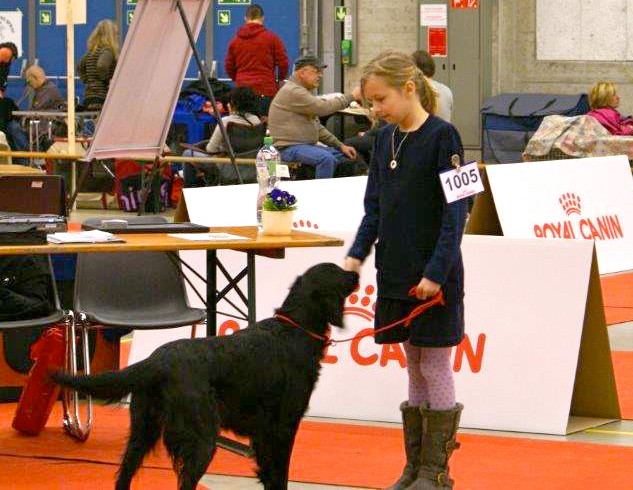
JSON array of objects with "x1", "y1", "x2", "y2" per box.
[
  {"x1": 360, "y1": 50, "x2": 436, "y2": 115},
  {"x1": 589, "y1": 81, "x2": 617, "y2": 110}
]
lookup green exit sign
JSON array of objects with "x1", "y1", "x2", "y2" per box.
[
  {"x1": 335, "y1": 6, "x2": 349, "y2": 21},
  {"x1": 217, "y1": 10, "x2": 231, "y2": 26},
  {"x1": 217, "y1": 0, "x2": 251, "y2": 4}
]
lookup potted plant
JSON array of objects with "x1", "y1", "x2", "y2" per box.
[{"x1": 261, "y1": 188, "x2": 297, "y2": 236}]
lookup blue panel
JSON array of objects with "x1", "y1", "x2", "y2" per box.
[
  {"x1": 2, "y1": 1, "x2": 28, "y2": 102},
  {"x1": 213, "y1": 0, "x2": 300, "y2": 81},
  {"x1": 36, "y1": 1, "x2": 116, "y2": 104}
]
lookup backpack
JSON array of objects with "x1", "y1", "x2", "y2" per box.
[{"x1": 0, "y1": 255, "x2": 53, "y2": 322}]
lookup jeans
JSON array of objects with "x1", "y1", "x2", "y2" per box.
[
  {"x1": 5, "y1": 120, "x2": 29, "y2": 165},
  {"x1": 182, "y1": 149, "x2": 214, "y2": 187},
  {"x1": 279, "y1": 144, "x2": 345, "y2": 179}
]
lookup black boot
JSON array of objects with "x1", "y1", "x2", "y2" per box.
[
  {"x1": 407, "y1": 403, "x2": 463, "y2": 489},
  {"x1": 385, "y1": 401, "x2": 423, "y2": 490}
]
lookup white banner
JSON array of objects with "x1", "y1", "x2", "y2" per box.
[
  {"x1": 127, "y1": 178, "x2": 602, "y2": 434},
  {"x1": 486, "y1": 155, "x2": 633, "y2": 274},
  {"x1": 0, "y1": 11, "x2": 23, "y2": 57}
]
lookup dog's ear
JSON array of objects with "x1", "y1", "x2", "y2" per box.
[{"x1": 321, "y1": 291, "x2": 346, "y2": 328}]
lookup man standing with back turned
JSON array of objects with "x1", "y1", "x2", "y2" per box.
[{"x1": 225, "y1": 4, "x2": 289, "y2": 116}]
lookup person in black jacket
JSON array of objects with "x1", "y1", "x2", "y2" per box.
[
  {"x1": 0, "y1": 42, "x2": 28, "y2": 162},
  {"x1": 345, "y1": 50, "x2": 467, "y2": 490}
]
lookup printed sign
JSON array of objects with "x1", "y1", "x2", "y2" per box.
[
  {"x1": 335, "y1": 6, "x2": 348, "y2": 22},
  {"x1": 0, "y1": 10, "x2": 23, "y2": 55},
  {"x1": 126, "y1": 178, "x2": 617, "y2": 434},
  {"x1": 428, "y1": 27, "x2": 447, "y2": 57},
  {"x1": 420, "y1": 4, "x2": 447, "y2": 26},
  {"x1": 440, "y1": 161, "x2": 484, "y2": 203},
  {"x1": 452, "y1": 0, "x2": 479, "y2": 9},
  {"x1": 217, "y1": 9, "x2": 231, "y2": 26},
  {"x1": 55, "y1": 0, "x2": 86, "y2": 25},
  {"x1": 486, "y1": 155, "x2": 633, "y2": 274}
]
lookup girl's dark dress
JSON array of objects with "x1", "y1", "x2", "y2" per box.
[{"x1": 348, "y1": 115, "x2": 468, "y2": 347}]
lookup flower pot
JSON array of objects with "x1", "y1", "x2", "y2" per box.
[{"x1": 261, "y1": 209, "x2": 294, "y2": 236}]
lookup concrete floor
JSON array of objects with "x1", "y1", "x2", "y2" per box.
[{"x1": 69, "y1": 207, "x2": 633, "y2": 489}]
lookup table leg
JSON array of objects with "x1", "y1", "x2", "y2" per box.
[
  {"x1": 206, "y1": 249, "x2": 217, "y2": 336},
  {"x1": 247, "y1": 251, "x2": 256, "y2": 325}
]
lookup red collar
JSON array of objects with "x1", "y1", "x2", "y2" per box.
[{"x1": 274, "y1": 313, "x2": 331, "y2": 345}]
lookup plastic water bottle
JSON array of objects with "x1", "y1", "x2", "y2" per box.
[{"x1": 255, "y1": 136, "x2": 280, "y2": 229}]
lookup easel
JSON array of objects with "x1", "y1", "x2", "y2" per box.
[{"x1": 75, "y1": 0, "x2": 244, "y2": 216}]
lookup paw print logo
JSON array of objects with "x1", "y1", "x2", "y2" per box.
[
  {"x1": 344, "y1": 284, "x2": 376, "y2": 321},
  {"x1": 293, "y1": 219, "x2": 319, "y2": 230},
  {"x1": 559, "y1": 192, "x2": 581, "y2": 216}
]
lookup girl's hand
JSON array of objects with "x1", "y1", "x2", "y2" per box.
[
  {"x1": 414, "y1": 277, "x2": 441, "y2": 300},
  {"x1": 344, "y1": 256, "x2": 362, "y2": 274}
]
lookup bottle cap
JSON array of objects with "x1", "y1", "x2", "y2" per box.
[{"x1": 263, "y1": 136, "x2": 273, "y2": 146}]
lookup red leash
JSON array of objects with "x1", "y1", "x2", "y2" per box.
[{"x1": 275, "y1": 287, "x2": 445, "y2": 346}]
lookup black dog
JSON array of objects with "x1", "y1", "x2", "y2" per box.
[{"x1": 53, "y1": 263, "x2": 358, "y2": 490}]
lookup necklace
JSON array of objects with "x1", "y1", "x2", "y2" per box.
[{"x1": 390, "y1": 127, "x2": 410, "y2": 170}]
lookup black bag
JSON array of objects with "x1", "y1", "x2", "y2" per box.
[
  {"x1": 481, "y1": 93, "x2": 590, "y2": 164},
  {"x1": 0, "y1": 224, "x2": 47, "y2": 245},
  {"x1": 179, "y1": 78, "x2": 232, "y2": 108},
  {"x1": 0, "y1": 255, "x2": 53, "y2": 321}
]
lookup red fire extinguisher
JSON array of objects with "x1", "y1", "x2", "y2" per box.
[{"x1": 12, "y1": 326, "x2": 66, "y2": 435}]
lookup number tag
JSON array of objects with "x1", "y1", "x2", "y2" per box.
[
  {"x1": 276, "y1": 164, "x2": 290, "y2": 178},
  {"x1": 439, "y1": 161, "x2": 484, "y2": 203}
]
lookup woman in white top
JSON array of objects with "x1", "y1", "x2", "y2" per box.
[
  {"x1": 183, "y1": 86, "x2": 262, "y2": 186},
  {"x1": 205, "y1": 86, "x2": 261, "y2": 154}
]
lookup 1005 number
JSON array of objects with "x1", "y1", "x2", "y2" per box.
[{"x1": 444, "y1": 169, "x2": 479, "y2": 191}]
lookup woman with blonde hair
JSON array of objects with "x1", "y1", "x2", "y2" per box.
[
  {"x1": 586, "y1": 81, "x2": 633, "y2": 135},
  {"x1": 78, "y1": 19, "x2": 119, "y2": 110},
  {"x1": 345, "y1": 50, "x2": 466, "y2": 489}
]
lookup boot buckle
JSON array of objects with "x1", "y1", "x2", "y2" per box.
[{"x1": 437, "y1": 471, "x2": 450, "y2": 485}]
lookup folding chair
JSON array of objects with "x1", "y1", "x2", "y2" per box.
[{"x1": 66, "y1": 251, "x2": 207, "y2": 440}]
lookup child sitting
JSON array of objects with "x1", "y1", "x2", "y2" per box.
[{"x1": 586, "y1": 81, "x2": 633, "y2": 136}]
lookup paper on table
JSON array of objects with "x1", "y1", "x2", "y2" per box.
[
  {"x1": 169, "y1": 233, "x2": 249, "y2": 241},
  {"x1": 47, "y1": 230, "x2": 125, "y2": 243}
]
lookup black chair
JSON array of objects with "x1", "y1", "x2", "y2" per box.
[
  {"x1": 182, "y1": 122, "x2": 266, "y2": 186},
  {"x1": 67, "y1": 251, "x2": 207, "y2": 439}
]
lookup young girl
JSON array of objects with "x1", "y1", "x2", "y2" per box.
[
  {"x1": 586, "y1": 81, "x2": 633, "y2": 136},
  {"x1": 345, "y1": 50, "x2": 467, "y2": 490}
]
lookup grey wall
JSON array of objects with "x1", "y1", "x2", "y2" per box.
[
  {"x1": 343, "y1": 0, "x2": 420, "y2": 92},
  {"x1": 345, "y1": 0, "x2": 633, "y2": 114},
  {"x1": 495, "y1": 0, "x2": 633, "y2": 114}
]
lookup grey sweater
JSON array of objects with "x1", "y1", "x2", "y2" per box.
[{"x1": 267, "y1": 75, "x2": 353, "y2": 148}]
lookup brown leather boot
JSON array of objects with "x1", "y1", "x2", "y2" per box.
[
  {"x1": 385, "y1": 401, "x2": 423, "y2": 490},
  {"x1": 407, "y1": 403, "x2": 463, "y2": 489}
]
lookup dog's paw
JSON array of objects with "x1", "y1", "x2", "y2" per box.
[{"x1": 344, "y1": 283, "x2": 376, "y2": 321}]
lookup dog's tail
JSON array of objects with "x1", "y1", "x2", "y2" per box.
[{"x1": 51, "y1": 359, "x2": 157, "y2": 402}]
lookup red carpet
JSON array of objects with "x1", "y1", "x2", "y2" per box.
[
  {"x1": 0, "y1": 455, "x2": 203, "y2": 490},
  {"x1": 601, "y1": 271, "x2": 633, "y2": 325},
  {"x1": 1, "y1": 403, "x2": 633, "y2": 489}
]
